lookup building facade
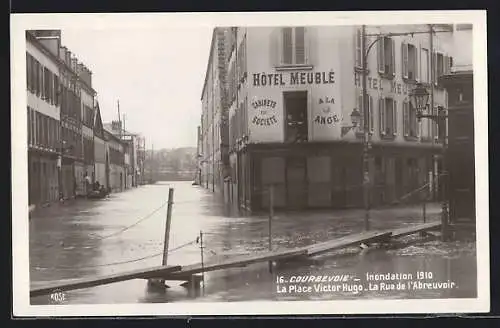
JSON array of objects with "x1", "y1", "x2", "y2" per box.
[
  {"x1": 200, "y1": 28, "x2": 231, "y2": 194},
  {"x1": 439, "y1": 24, "x2": 475, "y2": 226},
  {"x1": 26, "y1": 31, "x2": 61, "y2": 205},
  {"x1": 104, "y1": 128, "x2": 125, "y2": 192},
  {"x1": 78, "y1": 64, "x2": 97, "y2": 189},
  {"x1": 103, "y1": 121, "x2": 138, "y2": 189},
  {"x1": 214, "y1": 25, "x2": 457, "y2": 212},
  {"x1": 93, "y1": 102, "x2": 108, "y2": 189}
]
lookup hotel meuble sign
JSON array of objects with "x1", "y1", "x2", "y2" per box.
[{"x1": 252, "y1": 71, "x2": 335, "y2": 87}]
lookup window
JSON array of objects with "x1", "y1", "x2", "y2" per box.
[
  {"x1": 402, "y1": 42, "x2": 418, "y2": 81},
  {"x1": 27, "y1": 107, "x2": 31, "y2": 146},
  {"x1": 377, "y1": 36, "x2": 395, "y2": 77},
  {"x1": 355, "y1": 29, "x2": 362, "y2": 68},
  {"x1": 281, "y1": 27, "x2": 307, "y2": 66},
  {"x1": 356, "y1": 92, "x2": 374, "y2": 133},
  {"x1": 403, "y1": 100, "x2": 419, "y2": 138},
  {"x1": 421, "y1": 48, "x2": 429, "y2": 83},
  {"x1": 433, "y1": 52, "x2": 451, "y2": 84},
  {"x1": 379, "y1": 97, "x2": 397, "y2": 137}
]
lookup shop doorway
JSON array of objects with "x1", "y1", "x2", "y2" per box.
[
  {"x1": 286, "y1": 156, "x2": 307, "y2": 209},
  {"x1": 284, "y1": 91, "x2": 308, "y2": 143}
]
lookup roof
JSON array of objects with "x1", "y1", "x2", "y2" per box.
[
  {"x1": 201, "y1": 29, "x2": 216, "y2": 101},
  {"x1": 26, "y1": 30, "x2": 97, "y2": 95},
  {"x1": 103, "y1": 123, "x2": 138, "y2": 138}
]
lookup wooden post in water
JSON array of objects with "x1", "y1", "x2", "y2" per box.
[
  {"x1": 162, "y1": 188, "x2": 175, "y2": 266},
  {"x1": 268, "y1": 184, "x2": 274, "y2": 274},
  {"x1": 148, "y1": 187, "x2": 174, "y2": 288}
]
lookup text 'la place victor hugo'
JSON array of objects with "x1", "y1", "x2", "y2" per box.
[{"x1": 252, "y1": 71, "x2": 335, "y2": 87}]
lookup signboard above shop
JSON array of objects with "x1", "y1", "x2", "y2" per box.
[{"x1": 252, "y1": 71, "x2": 335, "y2": 87}]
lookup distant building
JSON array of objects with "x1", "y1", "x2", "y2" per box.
[
  {"x1": 104, "y1": 127, "x2": 125, "y2": 192},
  {"x1": 103, "y1": 121, "x2": 139, "y2": 189},
  {"x1": 93, "y1": 102, "x2": 108, "y2": 189}
]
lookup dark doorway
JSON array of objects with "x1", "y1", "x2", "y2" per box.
[
  {"x1": 286, "y1": 157, "x2": 307, "y2": 209},
  {"x1": 284, "y1": 91, "x2": 308, "y2": 143}
]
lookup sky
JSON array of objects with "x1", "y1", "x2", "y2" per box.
[{"x1": 61, "y1": 27, "x2": 213, "y2": 150}]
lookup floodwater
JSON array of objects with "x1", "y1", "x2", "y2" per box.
[{"x1": 29, "y1": 181, "x2": 477, "y2": 304}]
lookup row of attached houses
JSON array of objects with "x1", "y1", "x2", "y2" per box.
[
  {"x1": 26, "y1": 30, "x2": 140, "y2": 206},
  {"x1": 198, "y1": 24, "x2": 474, "y2": 214}
]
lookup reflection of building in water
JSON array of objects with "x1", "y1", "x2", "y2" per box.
[{"x1": 200, "y1": 25, "x2": 468, "y2": 212}]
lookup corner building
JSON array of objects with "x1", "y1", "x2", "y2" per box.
[{"x1": 226, "y1": 25, "x2": 455, "y2": 211}]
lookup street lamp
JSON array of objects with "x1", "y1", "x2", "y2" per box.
[
  {"x1": 409, "y1": 83, "x2": 449, "y2": 241},
  {"x1": 341, "y1": 108, "x2": 362, "y2": 137}
]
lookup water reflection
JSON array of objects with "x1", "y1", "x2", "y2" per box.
[{"x1": 29, "y1": 181, "x2": 476, "y2": 304}]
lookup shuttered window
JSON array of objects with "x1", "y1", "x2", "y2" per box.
[
  {"x1": 379, "y1": 97, "x2": 397, "y2": 137},
  {"x1": 377, "y1": 37, "x2": 395, "y2": 76},
  {"x1": 281, "y1": 27, "x2": 307, "y2": 66}
]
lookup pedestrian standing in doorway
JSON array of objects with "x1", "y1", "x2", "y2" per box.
[{"x1": 84, "y1": 172, "x2": 91, "y2": 195}]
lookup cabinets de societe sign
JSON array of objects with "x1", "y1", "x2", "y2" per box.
[
  {"x1": 251, "y1": 99, "x2": 278, "y2": 126},
  {"x1": 252, "y1": 71, "x2": 335, "y2": 87}
]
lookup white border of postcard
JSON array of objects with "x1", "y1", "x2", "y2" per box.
[{"x1": 11, "y1": 10, "x2": 489, "y2": 316}]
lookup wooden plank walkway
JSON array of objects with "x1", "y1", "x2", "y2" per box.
[
  {"x1": 390, "y1": 221, "x2": 441, "y2": 238},
  {"x1": 167, "y1": 248, "x2": 309, "y2": 279},
  {"x1": 30, "y1": 265, "x2": 181, "y2": 297},
  {"x1": 161, "y1": 230, "x2": 392, "y2": 281}
]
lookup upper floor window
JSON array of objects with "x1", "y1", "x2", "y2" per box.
[
  {"x1": 377, "y1": 36, "x2": 395, "y2": 77},
  {"x1": 433, "y1": 52, "x2": 452, "y2": 86},
  {"x1": 402, "y1": 42, "x2": 418, "y2": 81},
  {"x1": 281, "y1": 27, "x2": 307, "y2": 66},
  {"x1": 420, "y1": 48, "x2": 430, "y2": 83},
  {"x1": 379, "y1": 97, "x2": 397, "y2": 137}
]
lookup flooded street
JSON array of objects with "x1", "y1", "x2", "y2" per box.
[{"x1": 29, "y1": 181, "x2": 477, "y2": 304}]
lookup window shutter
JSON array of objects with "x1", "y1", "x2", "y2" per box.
[
  {"x1": 416, "y1": 107, "x2": 421, "y2": 138},
  {"x1": 270, "y1": 28, "x2": 280, "y2": 67},
  {"x1": 432, "y1": 52, "x2": 437, "y2": 86},
  {"x1": 26, "y1": 54, "x2": 30, "y2": 91},
  {"x1": 444, "y1": 55, "x2": 450, "y2": 75},
  {"x1": 282, "y1": 27, "x2": 293, "y2": 65},
  {"x1": 391, "y1": 38, "x2": 396, "y2": 76},
  {"x1": 303, "y1": 27, "x2": 309, "y2": 65},
  {"x1": 369, "y1": 95, "x2": 374, "y2": 133},
  {"x1": 355, "y1": 29, "x2": 362, "y2": 68},
  {"x1": 379, "y1": 97, "x2": 385, "y2": 136},
  {"x1": 415, "y1": 45, "x2": 420, "y2": 82},
  {"x1": 402, "y1": 41, "x2": 408, "y2": 79},
  {"x1": 403, "y1": 101, "x2": 409, "y2": 137},
  {"x1": 392, "y1": 99, "x2": 397, "y2": 136},
  {"x1": 377, "y1": 38, "x2": 384, "y2": 73},
  {"x1": 294, "y1": 27, "x2": 306, "y2": 64}
]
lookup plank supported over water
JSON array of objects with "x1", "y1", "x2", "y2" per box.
[
  {"x1": 390, "y1": 222, "x2": 441, "y2": 239},
  {"x1": 165, "y1": 248, "x2": 309, "y2": 278},
  {"x1": 30, "y1": 265, "x2": 181, "y2": 297},
  {"x1": 305, "y1": 230, "x2": 393, "y2": 256}
]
